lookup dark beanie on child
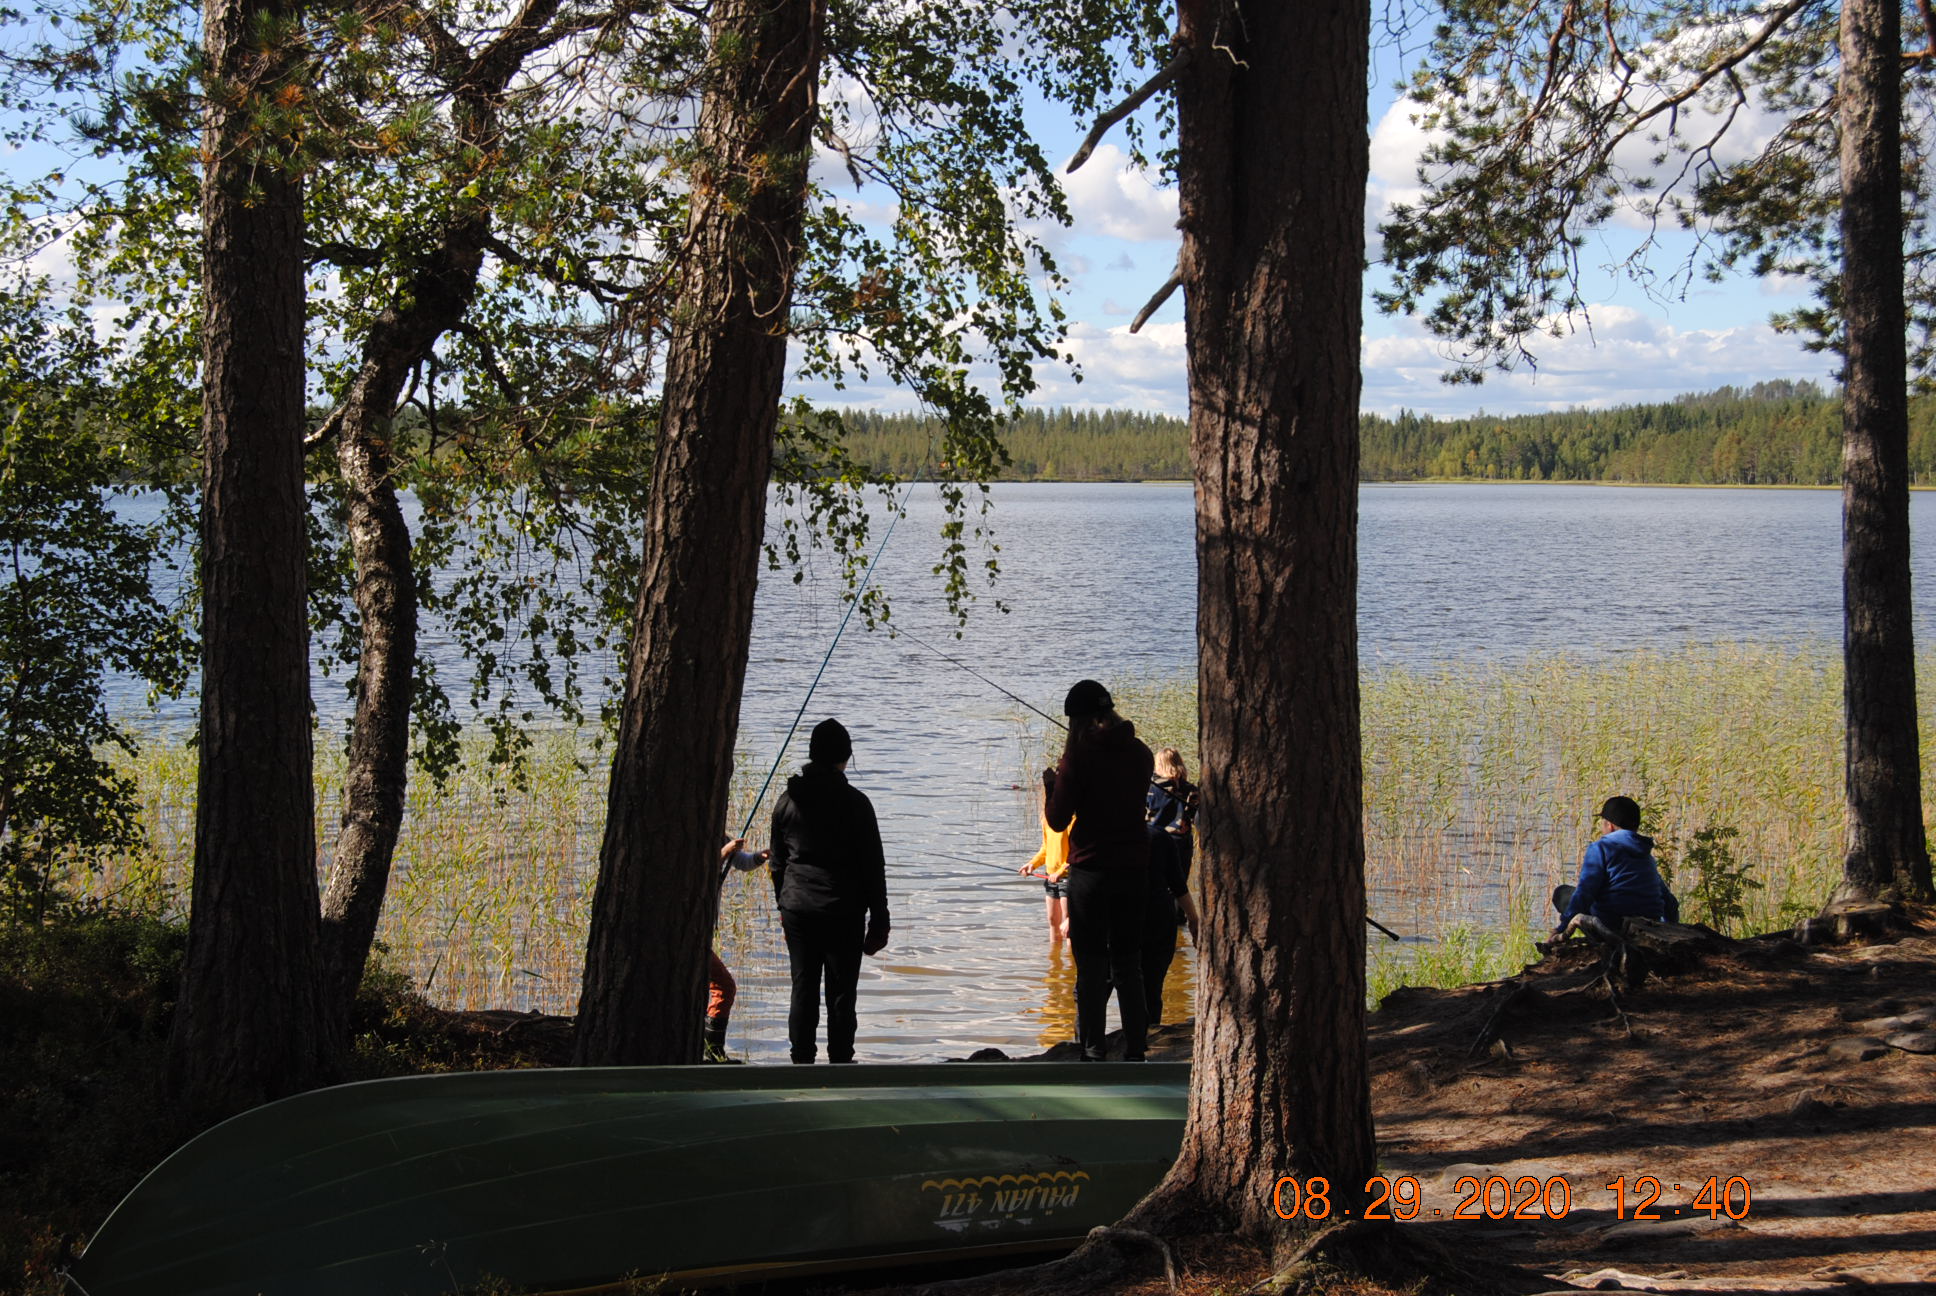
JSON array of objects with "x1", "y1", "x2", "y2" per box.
[
  {"x1": 1063, "y1": 679, "x2": 1113, "y2": 718},
  {"x1": 1598, "y1": 795, "x2": 1641, "y2": 830},
  {"x1": 809, "y1": 717, "x2": 852, "y2": 765}
]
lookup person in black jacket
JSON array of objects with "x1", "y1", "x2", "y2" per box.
[
  {"x1": 1044, "y1": 679, "x2": 1154, "y2": 1061},
  {"x1": 769, "y1": 718, "x2": 890, "y2": 1064}
]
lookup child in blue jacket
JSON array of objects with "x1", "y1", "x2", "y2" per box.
[{"x1": 1551, "y1": 795, "x2": 1679, "y2": 939}]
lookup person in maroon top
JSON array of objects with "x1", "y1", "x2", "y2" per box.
[{"x1": 1044, "y1": 679, "x2": 1155, "y2": 1061}]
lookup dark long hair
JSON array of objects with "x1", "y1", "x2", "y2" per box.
[{"x1": 1061, "y1": 707, "x2": 1123, "y2": 760}]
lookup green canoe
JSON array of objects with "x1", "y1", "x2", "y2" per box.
[{"x1": 67, "y1": 1062, "x2": 1187, "y2": 1295}]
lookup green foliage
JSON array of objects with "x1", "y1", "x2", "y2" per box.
[
  {"x1": 1658, "y1": 824, "x2": 1765, "y2": 935},
  {"x1": 0, "y1": 900, "x2": 184, "y2": 1294},
  {"x1": 3, "y1": 0, "x2": 1155, "y2": 794},
  {"x1": 1367, "y1": 923, "x2": 1541, "y2": 1005},
  {"x1": 818, "y1": 380, "x2": 1936, "y2": 484},
  {"x1": 1377, "y1": 0, "x2": 1936, "y2": 383},
  {"x1": 0, "y1": 290, "x2": 189, "y2": 913}
]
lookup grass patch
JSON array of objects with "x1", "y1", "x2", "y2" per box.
[{"x1": 0, "y1": 904, "x2": 182, "y2": 1294}]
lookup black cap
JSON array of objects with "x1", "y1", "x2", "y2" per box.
[
  {"x1": 1063, "y1": 679, "x2": 1112, "y2": 718},
  {"x1": 1598, "y1": 795, "x2": 1640, "y2": 830},
  {"x1": 809, "y1": 718, "x2": 852, "y2": 764}
]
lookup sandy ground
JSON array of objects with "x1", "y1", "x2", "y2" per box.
[{"x1": 1358, "y1": 915, "x2": 1936, "y2": 1295}]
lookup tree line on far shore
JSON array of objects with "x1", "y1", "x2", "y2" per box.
[{"x1": 833, "y1": 380, "x2": 1936, "y2": 485}]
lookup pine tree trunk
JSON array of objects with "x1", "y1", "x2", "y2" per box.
[
  {"x1": 318, "y1": 5, "x2": 567, "y2": 1016},
  {"x1": 165, "y1": 0, "x2": 336, "y2": 1119},
  {"x1": 1129, "y1": 0, "x2": 1376, "y2": 1248},
  {"x1": 573, "y1": 0, "x2": 823, "y2": 1066},
  {"x1": 1837, "y1": 0, "x2": 1934, "y2": 903}
]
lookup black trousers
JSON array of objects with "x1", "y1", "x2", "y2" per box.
[
  {"x1": 1141, "y1": 911, "x2": 1179, "y2": 1027},
  {"x1": 1065, "y1": 866, "x2": 1147, "y2": 1060},
  {"x1": 780, "y1": 909, "x2": 865, "y2": 1063}
]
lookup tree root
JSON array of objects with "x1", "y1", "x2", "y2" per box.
[
  {"x1": 1248, "y1": 1219, "x2": 1535, "y2": 1295},
  {"x1": 885, "y1": 1224, "x2": 1179, "y2": 1296}
]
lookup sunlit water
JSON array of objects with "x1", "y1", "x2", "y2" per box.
[{"x1": 106, "y1": 483, "x2": 1936, "y2": 1061}]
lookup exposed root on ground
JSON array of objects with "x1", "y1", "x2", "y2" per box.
[
  {"x1": 882, "y1": 1225, "x2": 1181, "y2": 1296},
  {"x1": 1247, "y1": 1219, "x2": 1535, "y2": 1295}
]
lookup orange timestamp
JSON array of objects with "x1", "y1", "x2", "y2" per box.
[{"x1": 1270, "y1": 1173, "x2": 1753, "y2": 1222}]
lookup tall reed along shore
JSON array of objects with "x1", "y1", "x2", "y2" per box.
[{"x1": 78, "y1": 643, "x2": 1922, "y2": 1028}]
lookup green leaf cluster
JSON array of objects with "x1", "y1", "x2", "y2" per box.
[
  {"x1": 0, "y1": 290, "x2": 190, "y2": 913},
  {"x1": 1377, "y1": 0, "x2": 1936, "y2": 383}
]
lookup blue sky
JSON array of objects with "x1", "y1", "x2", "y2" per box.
[
  {"x1": 791, "y1": 37, "x2": 1841, "y2": 420},
  {"x1": 8, "y1": 22, "x2": 1842, "y2": 423}
]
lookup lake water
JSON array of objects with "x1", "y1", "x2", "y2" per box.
[{"x1": 105, "y1": 483, "x2": 1936, "y2": 1061}]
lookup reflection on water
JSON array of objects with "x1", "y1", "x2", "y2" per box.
[{"x1": 1017, "y1": 932, "x2": 1200, "y2": 1050}]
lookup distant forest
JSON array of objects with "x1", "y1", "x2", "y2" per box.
[{"x1": 833, "y1": 380, "x2": 1936, "y2": 485}]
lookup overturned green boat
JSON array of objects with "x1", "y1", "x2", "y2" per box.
[{"x1": 67, "y1": 1062, "x2": 1187, "y2": 1295}]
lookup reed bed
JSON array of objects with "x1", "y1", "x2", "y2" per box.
[
  {"x1": 82, "y1": 730, "x2": 774, "y2": 1019},
  {"x1": 71, "y1": 642, "x2": 1934, "y2": 1018},
  {"x1": 1050, "y1": 644, "x2": 1935, "y2": 1001}
]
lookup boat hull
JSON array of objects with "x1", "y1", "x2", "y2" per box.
[{"x1": 68, "y1": 1062, "x2": 1187, "y2": 1295}]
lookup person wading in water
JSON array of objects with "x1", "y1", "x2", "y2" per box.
[{"x1": 1045, "y1": 680, "x2": 1154, "y2": 1061}]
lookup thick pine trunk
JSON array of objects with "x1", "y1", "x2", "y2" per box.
[
  {"x1": 1837, "y1": 0, "x2": 1934, "y2": 903},
  {"x1": 573, "y1": 0, "x2": 823, "y2": 1066},
  {"x1": 1130, "y1": 0, "x2": 1376, "y2": 1248},
  {"x1": 165, "y1": 0, "x2": 336, "y2": 1118}
]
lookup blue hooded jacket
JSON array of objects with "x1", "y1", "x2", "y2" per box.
[{"x1": 1562, "y1": 828, "x2": 1673, "y2": 924}]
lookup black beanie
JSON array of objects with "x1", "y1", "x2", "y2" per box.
[
  {"x1": 809, "y1": 717, "x2": 852, "y2": 765},
  {"x1": 1063, "y1": 679, "x2": 1113, "y2": 718},
  {"x1": 1598, "y1": 795, "x2": 1640, "y2": 830}
]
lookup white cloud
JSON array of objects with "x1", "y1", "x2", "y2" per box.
[
  {"x1": 1057, "y1": 145, "x2": 1177, "y2": 243},
  {"x1": 1361, "y1": 306, "x2": 1835, "y2": 416},
  {"x1": 787, "y1": 297, "x2": 1834, "y2": 422},
  {"x1": 1024, "y1": 320, "x2": 1188, "y2": 412},
  {"x1": 1367, "y1": 96, "x2": 1433, "y2": 226}
]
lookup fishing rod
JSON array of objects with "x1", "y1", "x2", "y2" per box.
[
  {"x1": 849, "y1": 607, "x2": 1411, "y2": 943},
  {"x1": 913, "y1": 850, "x2": 1399, "y2": 942},
  {"x1": 732, "y1": 477, "x2": 922, "y2": 856},
  {"x1": 907, "y1": 849, "x2": 1031, "y2": 876}
]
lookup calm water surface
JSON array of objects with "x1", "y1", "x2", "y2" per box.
[
  {"x1": 718, "y1": 483, "x2": 1936, "y2": 1060},
  {"x1": 110, "y1": 483, "x2": 1936, "y2": 1061}
]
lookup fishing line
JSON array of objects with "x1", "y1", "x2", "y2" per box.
[
  {"x1": 888, "y1": 626, "x2": 1067, "y2": 731},
  {"x1": 891, "y1": 633, "x2": 1404, "y2": 941},
  {"x1": 736, "y1": 476, "x2": 921, "y2": 845},
  {"x1": 906, "y1": 848, "x2": 1027, "y2": 875}
]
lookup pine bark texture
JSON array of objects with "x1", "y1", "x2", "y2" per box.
[
  {"x1": 573, "y1": 0, "x2": 823, "y2": 1065},
  {"x1": 1837, "y1": 0, "x2": 1934, "y2": 903},
  {"x1": 318, "y1": 4, "x2": 563, "y2": 1017},
  {"x1": 165, "y1": 0, "x2": 336, "y2": 1116},
  {"x1": 1136, "y1": 0, "x2": 1377, "y2": 1245}
]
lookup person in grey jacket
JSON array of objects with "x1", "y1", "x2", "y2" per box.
[{"x1": 769, "y1": 718, "x2": 890, "y2": 1064}]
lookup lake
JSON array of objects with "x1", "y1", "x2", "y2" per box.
[{"x1": 104, "y1": 483, "x2": 1936, "y2": 1062}]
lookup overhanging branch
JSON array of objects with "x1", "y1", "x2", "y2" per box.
[
  {"x1": 1067, "y1": 49, "x2": 1185, "y2": 173},
  {"x1": 1129, "y1": 259, "x2": 1182, "y2": 334}
]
